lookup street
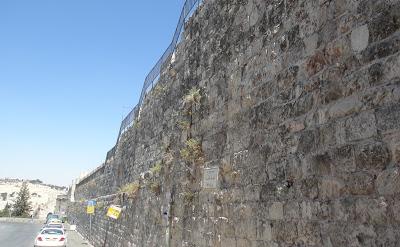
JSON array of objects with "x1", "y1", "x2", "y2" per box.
[
  {"x1": 0, "y1": 221, "x2": 91, "y2": 247},
  {"x1": 0, "y1": 222, "x2": 41, "y2": 247}
]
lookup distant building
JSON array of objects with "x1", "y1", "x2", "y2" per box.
[{"x1": 55, "y1": 194, "x2": 69, "y2": 215}]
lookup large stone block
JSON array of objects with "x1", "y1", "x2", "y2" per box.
[
  {"x1": 355, "y1": 198, "x2": 388, "y2": 225},
  {"x1": 376, "y1": 167, "x2": 400, "y2": 195},
  {"x1": 283, "y1": 201, "x2": 300, "y2": 220},
  {"x1": 319, "y1": 177, "x2": 345, "y2": 199},
  {"x1": 299, "y1": 177, "x2": 319, "y2": 200},
  {"x1": 235, "y1": 238, "x2": 252, "y2": 247},
  {"x1": 383, "y1": 54, "x2": 400, "y2": 83},
  {"x1": 327, "y1": 95, "x2": 362, "y2": 120},
  {"x1": 355, "y1": 142, "x2": 391, "y2": 171},
  {"x1": 220, "y1": 237, "x2": 236, "y2": 247},
  {"x1": 256, "y1": 219, "x2": 272, "y2": 241},
  {"x1": 362, "y1": 34, "x2": 400, "y2": 63},
  {"x1": 368, "y1": 61, "x2": 384, "y2": 86},
  {"x1": 318, "y1": 122, "x2": 337, "y2": 147},
  {"x1": 351, "y1": 24, "x2": 369, "y2": 52},
  {"x1": 368, "y1": 5, "x2": 400, "y2": 43},
  {"x1": 347, "y1": 171, "x2": 375, "y2": 196},
  {"x1": 332, "y1": 197, "x2": 356, "y2": 221},
  {"x1": 297, "y1": 129, "x2": 318, "y2": 154},
  {"x1": 343, "y1": 111, "x2": 377, "y2": 142},
  {"x1": 271, "y1": 221, "x2": 298, "y2": 244},
  {"x1": 304, "y1": 33, "x2": 319, "y2": 56},
  {"x1": 320, "y1": 222, "x2": 348, "y2": 247},
  {"x1": 376, "y1": 103, "x2": 400, "y2": 133},
  {"x1": 269, "y1": 202, "x2": 284, "y2": 220},
  {"x1": 393, "y1": 200, "x2": 400, "y2": 223},
  {"x1": 308, "y1": 151, "x2": 332, "y2": 176},
  {"x1": 306, "y1": 51, "x2": 327, "y2": 76},
  {"x1": 349, "y1": 224, "x2": 377, "y2": 247},
  {"x1": 296, "y1": 221, "x2": 322, "y2": 246}
]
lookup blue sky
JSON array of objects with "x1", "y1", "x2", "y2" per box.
[{"x1": 0, "y1": 0, "x2": 185, "y2": 186}]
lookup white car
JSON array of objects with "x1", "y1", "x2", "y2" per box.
[
  {"x1": 44, "y1": 223, "x2": 65, "y2": 232},
  {"x1": 34, "y1": 228, "x2": 67, "y2": 247},
  {"x1": 47, "y1": 219, "x2": 63, "y2": 224}
]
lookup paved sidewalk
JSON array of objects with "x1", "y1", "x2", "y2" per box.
[{"x1": 66, "y1": 225, "x2": 93, "y2": 247}]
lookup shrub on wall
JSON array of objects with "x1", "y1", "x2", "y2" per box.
[{"x1": 118, "y1": 182, "x2": 140, "y2": 198}]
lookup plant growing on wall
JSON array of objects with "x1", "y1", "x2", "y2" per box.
[
  {"x1": 180, "y1": 138, "x2": 204, "y2": 165},
  {"x1": 181, "y1": 87, "x2": 203, "y2": 138},
  {"x1": 148, "y1": 182, "x2": 161, "y2": 195},
  {"x1": 163, "y1": 151, "x2": 174, "y2": 166},
  {"x1": 118, "y1": 181, "x2": 140, "y2": 198},
  {"x1": 182, "y1": 191, "x2": 195, "y2": 205},
  {"x1": 96, "y1": 201, "x2": 106, "y2": 210},
  {"x1": 183, "y1": 87, "x2": 202, "y2": 109},
  {"x1": 177, "y1": 120, "x2": 191, "y2": 131},
  {"x1": 220, "y1": 162, "x2": 240, "y2": 184},
  {"x1": 150, "y1": 161, "x2": 163, "y2": 175},
  {"x1": 152, "y1": 83, "x2": 167, "y2": 98},
  {"x1": 133, "y1": 119, "x2": 141, "y2": 129}
]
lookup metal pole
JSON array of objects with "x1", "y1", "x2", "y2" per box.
[
  {"x1": 89, "y1": 214, "x2": 92, "y2": 243},
  {"x1": 103, "y1": 219, "x2": 111, "y2": 247}
]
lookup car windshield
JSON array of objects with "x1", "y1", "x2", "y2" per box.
[
  {"x1": 41, "y1": 229, "x2": 64, "y2": 235},
  {"x1": 47, "y1": 224, "x2": 62, "y2": 228},
  {"x1": 47, "y1": 219, "x2": 62, "y2": 224}
]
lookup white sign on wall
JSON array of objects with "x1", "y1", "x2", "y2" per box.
[{"x1": 202, "y1": 167, "x2": 219, "y2": 189}]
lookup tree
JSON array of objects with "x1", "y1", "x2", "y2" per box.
[
  {"x1": 0, "y1": 203, "x2": 11, "y2": 217},
  {"x1": 12, "y1": 182, "x2": 32, "y2": 217}
]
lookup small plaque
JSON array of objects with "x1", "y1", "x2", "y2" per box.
[{"x1": 202, "y1": 167, "x2": 219, "y2": 189}]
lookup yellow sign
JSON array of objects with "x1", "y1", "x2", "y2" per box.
[
  {"x1": 87, "y1": 205, "x2": 95, "y2": 214},
  {"x1": 107, "y1": 205, "x2": 122, "y2": 219},
  {"x1": 86, "y1": 200, "x2": 96, "y2": 214}
]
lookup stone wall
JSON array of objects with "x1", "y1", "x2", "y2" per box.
[{"x1": 68, "y1": 0, "x2": 400, "y2": 246}]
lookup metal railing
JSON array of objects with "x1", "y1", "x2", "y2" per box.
[{"x1": 104, "y1": 0, "x2": 204, "y2": 161}]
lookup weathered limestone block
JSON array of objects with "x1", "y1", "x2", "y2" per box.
[
  {"x1": 256, "y1": 219, "x2": 272, "y2": 241},
  {"x1": 297, "y1": 129, "x2": 318, "y2": 154},
  {"x1": 351, "y1": 24, "x2": 369, "y2": 52},
  {"x1": 272, "y1": 221, "x2": 298, "y2": 244},
  {"x1": 269, "y1": 202, "x2": 283, "y2": 220},
  {"x1": 298, "y1": 177, "x2": 319, "y2": 201},
  {"x1": 376, "y1": 167, "x2": 400, "y2": 195},
  {"x1": 355, "y1": 198, "x2": 388, "y2": 225},
  {"x1": 362, "y1": 34, "x2": 400, "y2": 63},
  {"x1": 319, "y1": 177, "x2": 345, "y2": 199},
  {"x1": 368, "y1": 4, "x2": 400, "y2": 43},
  {"x1": 343, "y1": 111, "x2": 377, "y2": 142},
  {"x1": 393, "y1": 200, "x2": 400, "y2": 223},
  {"x1": 376, "y1": 103, "x2": 400, "y2": 133},
  {"x1": 327, "y1": 95, "x2": 362, "y2": 120},
  {"x1": 283, "y1": 201, "x2": 300, "y2": 220},
  {"x1": 296, "y1": 221, "x2": 322, "y2": 246},
  {"x1": 355, "y1": 142, "x2": 391, "y2": 171},
  {"x1": 347, "y1": 171, "x2": 375, "y2": 195},
  {"x1": 308, "y1": 151, "x2": 332, "y2": 176},
  {"x1": 332, "y1": 197, "x2": 356, "y2": 221}
]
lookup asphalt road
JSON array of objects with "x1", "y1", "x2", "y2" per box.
[
  {"x1": 0, "y1": 221, "x2": 91, "y2": 247},
  {"x1": 0, "y1": 221, "x2": 42, "y2": 247}
]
